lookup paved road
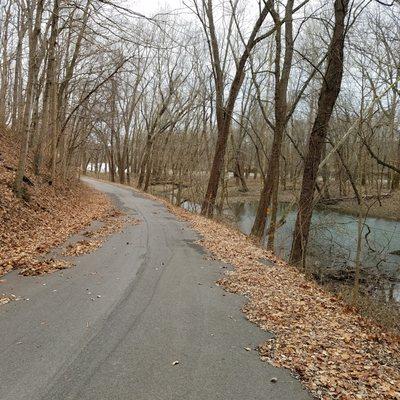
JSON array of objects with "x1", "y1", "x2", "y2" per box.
[{"x1": 0, "y1": 178, "x2": 310, "y2": 400}]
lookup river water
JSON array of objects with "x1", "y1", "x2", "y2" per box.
[
  {"x1": 231, "y1": 201, "x2": 400, "y2": 301},
  {"x1": 183, "y1": 200, "x2": 400, "y2": 302}
]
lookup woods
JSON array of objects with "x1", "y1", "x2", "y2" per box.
[
  {"x1": 1, "y1": 1, "x2": 400, "y2": 399},
  {"x1": 1, "y1": 0, "x2": 400, "y2": 318}
]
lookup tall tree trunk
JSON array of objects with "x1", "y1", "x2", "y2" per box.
[
  {"x1": 138, "y1": 137, "x2": 152, "y2": 189},
  {"x1": 235, "y1": 152, "x2": 248, "y2": 192},
  {"x1": 290, "y1": 0, "x2": 349, "y2": 266},
  {"x1": 200, "y1": 1, "x2": 272, "y2": 217},
  {"x1": 321, "y1": 142, "x2": 330, "y2": 199},
  {"x1": 251, "y1": 0, "x2": 294, "y2": 239},
  {"x1": 34, "y1": 62, "x2": 50, "y2": 175},
  {"x1": 48, "y1": 0, "x2": 60, "y2": 182},
  {"x1": 11, "y1": 9, "x2": 26, "y2": 131},
  {"x1": 14, "y1": 0, "x2": 45, "y2": 196},
  {"x1": 266, "y1": 173, "x2": 279, "y2": 251},
  {"x1": 0, "y1": 2, "x2": 11, "y2": 126},
  {"x1": 143, "y1": 154, "x2": 153, "y2": 192}
]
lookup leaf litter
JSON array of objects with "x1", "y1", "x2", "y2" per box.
[
  {"x1": 0, "y1": 174, "x2": 112, "y2": 276},
  {"x1": 63, "y1": 239, "x2": 103, "y2": 257},
  {"x1": 19, "y1": 210, "x2": 140, "y2": 275},
  {"x1": 63, "y1": 210, "x2": 140, "y2": 257},
  {"x1": 0, "y1": 293, "x2": 19, "y2": 305},
  {"x1": 0, "y1": 132, "x2": 140, "y2": 278},
  {"x1": 20, "y1": 259, "x2": 72, "y2": 276}
]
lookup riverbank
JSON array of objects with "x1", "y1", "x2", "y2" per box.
[
  {"x1": 144, "y1": 176, "x2": 400, "y2": 222},
  {"x1": 225, "y1": 179, "x2": 400, "y2": 222},
  {"x1": 325, "y1": 191, "x2": 400, "y2": 221}
]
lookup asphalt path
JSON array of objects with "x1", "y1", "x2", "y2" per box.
[{"x1": 0, "y1": 178, "x2": 311, "y2": 400}]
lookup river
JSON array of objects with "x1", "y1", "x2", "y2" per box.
[
  {"x1": 232, "y1": 201, "x2": 400, "y2": 301},
  {"x1": 183, "y1": 200, "x2": 400, "y2": 302}
]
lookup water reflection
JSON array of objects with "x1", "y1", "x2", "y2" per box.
[
  {"x1": 231, "y1": 201, "x2": 400, "y2": 301},
  {"x1": 182, "y1": 200, "x2": 400, "y2": 301}
]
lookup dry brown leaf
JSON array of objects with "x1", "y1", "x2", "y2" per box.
[
  {"x1": 63, "y1": 239, "x2": 103, "y2": 256},
  {"x1": 19, "y1": 259, "x2": 73, "y2": 276}
]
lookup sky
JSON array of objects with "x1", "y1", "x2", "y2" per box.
[{"x1": 129, "y1": 0, "x2": 185, "y2": 16}]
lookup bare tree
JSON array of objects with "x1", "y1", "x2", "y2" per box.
[{"x1": 290, "y1": 0, "x2": 350, "y2": 266}]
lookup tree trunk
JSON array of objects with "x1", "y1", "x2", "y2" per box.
[
  {"x1": 11, "y1": 10, "x2": 26, "y2": 131},
  {"x1": 14, "y1": 0, "x2": 45, "y2": 196},
  {"x1": 266, "y1": 173, "x2": 279, "y2": 251},
  {"x1": 290, "y1": 0, "x2": 349, "y2": 266},
  {"x1": 200, "y1": 1, "x2": 272, "y2": 217},
  {"x1": 201, "y1": 121, "x2": 229, "y2": 216},
  {"x1": 251, "y1": 0, "x2": 294, "y2": 238}
]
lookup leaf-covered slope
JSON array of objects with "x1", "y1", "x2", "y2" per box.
[{"x1": 0, "y1": 130, "x2": 111, "y2": 275}]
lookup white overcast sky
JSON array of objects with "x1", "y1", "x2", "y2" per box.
[{"x1": 129, "y1": 0, "x2": 185, "y2": 16}]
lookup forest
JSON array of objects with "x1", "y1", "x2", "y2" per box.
[
  {"x1": 1, "y1": 1, "x2": 400, "y2": 399},
  {"x1": 1, "y1": 0, "x2": 400, "y2": 323}
]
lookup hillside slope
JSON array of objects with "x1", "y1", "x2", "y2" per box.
[{"x1": 0, "y1": 130, "x2": 111, "y2": 276}]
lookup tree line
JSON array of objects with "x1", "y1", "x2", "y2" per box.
[{"x1": 1, "y1": 0, "x2": 399, "y2": 272}]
